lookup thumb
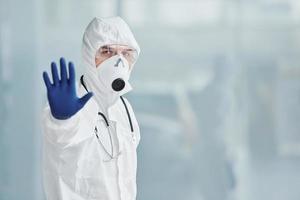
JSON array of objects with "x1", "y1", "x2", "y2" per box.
[{"x1": 78, "y1": 92, "x2": 93, "y2": 108}]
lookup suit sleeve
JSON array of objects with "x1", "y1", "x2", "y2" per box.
[{"x1": 41, "y1": 105, "x2": 81, "y2": 147}]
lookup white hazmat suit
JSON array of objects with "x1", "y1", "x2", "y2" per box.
[{"x1": 42, "y1": 17, "x2": 141, "y2": 200}]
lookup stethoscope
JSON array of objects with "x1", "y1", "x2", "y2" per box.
[{"x1": 80, "y1": 75, "x2": 134, "y2": 162}]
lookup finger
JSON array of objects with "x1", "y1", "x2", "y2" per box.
[
  {"x1": 60, "y1": 57, "x2": 67, "y2": 84},
  {"x1": 78, "y1": 92, "x2": 93, "y2": 108},
  {"x1": 51, "y1": 62, "x2": 59, "y2": 86},
  {"x1": 68, "y1": 61, "x2": 75, "y2": 85},
  {"x1": 42, "y1": 71, "x2": 52, "y2": 89}
]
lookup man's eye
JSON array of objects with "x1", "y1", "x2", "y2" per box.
[
  {"x1": 123, "y1": 52, "x2": 130, "y2": 57},
  {"x1": 101, "y1": 50, "x2": 111, "y2": 55}
]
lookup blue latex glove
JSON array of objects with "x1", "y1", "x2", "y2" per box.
[{"x1": 43, "y1": 57, "x2": 93, "y2": 120}]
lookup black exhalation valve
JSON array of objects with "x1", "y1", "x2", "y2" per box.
[{"x1": 112, "y1": 78, "x2": 125, "y2": 91}]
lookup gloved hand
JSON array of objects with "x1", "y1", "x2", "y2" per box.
[{"x1": 43, "y1": 57, "x2": 93, "y2": 120}]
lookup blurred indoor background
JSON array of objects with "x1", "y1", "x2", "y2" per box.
[{"x1": 1, "y1": 0, "x2": 300, "y2": 199}]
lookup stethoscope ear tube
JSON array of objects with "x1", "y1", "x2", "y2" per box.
[
  {"x1": 120, "y1": 96, "x2": 134, "y2": 132},
  {"x1": 98, "y1": 112, "x2": 109, "y2": 126}
]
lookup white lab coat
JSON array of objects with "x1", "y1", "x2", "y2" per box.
[{"x1": 42, "y1": 82, "x2": 141, "y2": 200}]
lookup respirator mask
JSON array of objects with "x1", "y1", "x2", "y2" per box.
[{"x1": 96, "y1": 54, "x2": 132, "y2": 96}]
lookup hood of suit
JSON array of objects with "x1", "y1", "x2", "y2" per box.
[{"x1": 81, "y1": 16, "x2": 140, "y2": 115}]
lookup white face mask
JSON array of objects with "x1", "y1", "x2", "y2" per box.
[{"x1": 96, "y1": 55, "x2": 132, "y2": 96}]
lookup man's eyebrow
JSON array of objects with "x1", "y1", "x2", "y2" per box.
[
  {"x1": 101, "y1": 45, "x2": 109, "y2": 49},
  {"x1": 125, "y1": 48, "x2": 134, "y2": 51}
]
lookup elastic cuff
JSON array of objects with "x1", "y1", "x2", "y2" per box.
[{"x1": 49, "y1": 110, "x2": 80, "y2": 126}]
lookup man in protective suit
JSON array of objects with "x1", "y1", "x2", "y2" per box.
[{"x1": 42, "y1": 17, "x2": 141, "y2": 200}]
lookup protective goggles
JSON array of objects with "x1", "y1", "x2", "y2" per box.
[{"x1": 95, "y1": 44, "x2": 138, "y2": 66}]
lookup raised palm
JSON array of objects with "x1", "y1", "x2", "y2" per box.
[{"x1": 42, "y1": 57, "x2": 93, "y2": 120}]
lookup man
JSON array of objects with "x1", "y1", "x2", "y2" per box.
[{"x1": 42, "y1": 17, "x2": 141, "y2": 200}]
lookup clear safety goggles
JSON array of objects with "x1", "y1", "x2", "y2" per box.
[{"x1": 95, "y1": 44, "x2": 138, "y2": 66}]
